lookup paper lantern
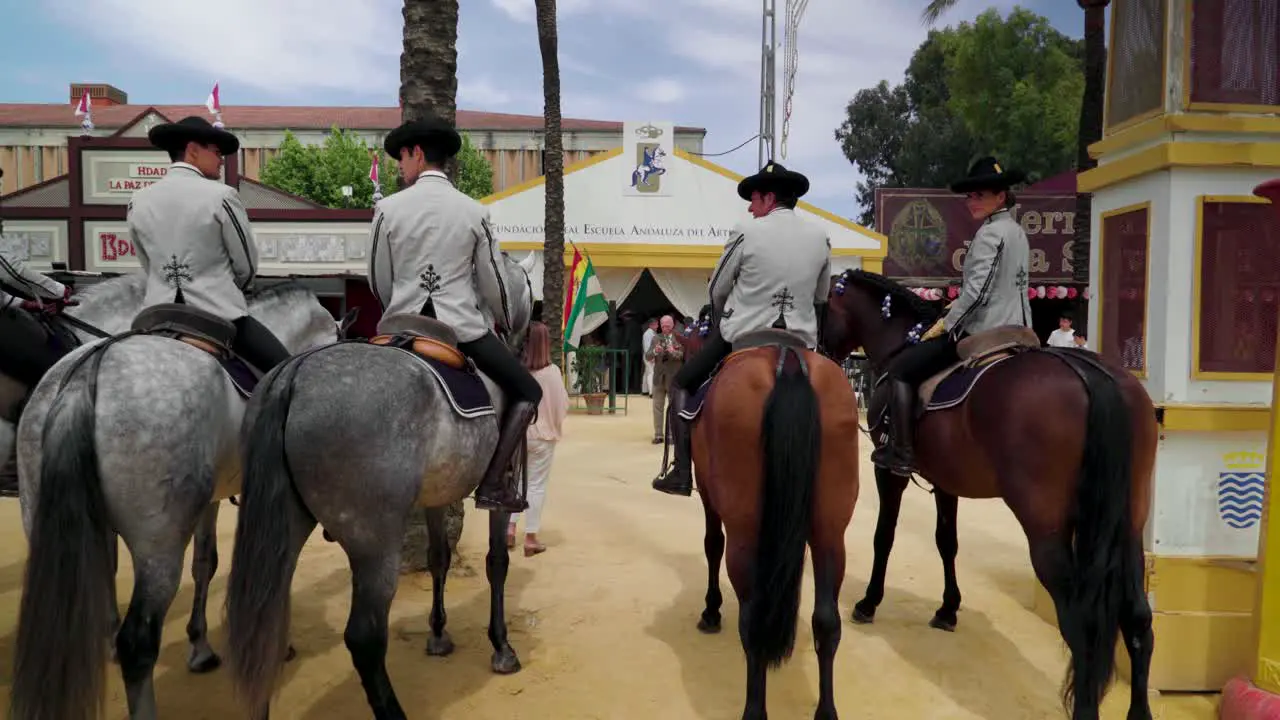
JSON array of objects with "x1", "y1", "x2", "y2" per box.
[
  {"x1": 1067, "y1": 287, "x2": 1078, "y2": 299},
  {"x1": 1046, "y1": 286, "x2": 1059, "y2": 299},
  {"x1": 1056, "y1": 285, "x2": 1068, "y2": 299},
  {"x1": 1035, "y1": 286, "x2": 1047, "y2": 299},
  {"x1": 948, "y1": 286, "x2": 959, "y2": 299},
  {"x1": 1083, "y1": 288, "x2": 1092, "y2": 300},
  {"x1": 1027, "y1": 288, "x2": 1036, "y2": 299}
]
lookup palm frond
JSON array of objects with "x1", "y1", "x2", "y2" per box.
[{"x1": 921, "y1": 0, "x2": 959, "y2": 26}]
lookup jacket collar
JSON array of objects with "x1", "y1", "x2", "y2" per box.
[
  {"x1": 983, "y1": 208, "x2": 1012, "y2": 225},
  {"x1": 418, "y1": 169, "x2": 451, "y2": 184},
  {"x1": 169, "y1": 162, "x2": 208, "y2": 179}
]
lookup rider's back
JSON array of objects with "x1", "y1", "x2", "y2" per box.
[
  {"x1": 718, "y1": 209, "x2": 830, "y2": 348},
  {"x1": 372, "y1": 175, "x2": 493, "y2": 343},
  {"x1": 129, "y1": 166, "x2": 251, "y2": 322}
]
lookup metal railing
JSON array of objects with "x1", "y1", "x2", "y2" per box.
[{"x1": 562, "y1": 347, "x2": 632, "y2": 415}]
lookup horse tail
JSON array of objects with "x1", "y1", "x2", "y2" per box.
[
  {"x1": 13, "y1": 344, "x2": 116, "y2": 720},
  {"x1": 226, "y1": 355, "x2": 310, "y2": 715},
  {"x1": 747, "y1": 347, "x2": 821, "y2": 668},
  {"x1": 1058, "y1": 356, "x2": 1138, "y2": 715}
]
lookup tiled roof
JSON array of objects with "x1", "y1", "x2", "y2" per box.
[{"x1": 0, "y1": 103, "x2": 706, "y2": 135}]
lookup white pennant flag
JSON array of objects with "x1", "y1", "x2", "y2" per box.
[
  {"x1": 206, "y1": 82, "x2": 224, "y2": 127},
  {"x1": 73, "y1": 90, "x2": 91, "y2": 117}
]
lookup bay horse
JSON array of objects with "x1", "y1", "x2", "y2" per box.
[
  {"x1": 673, "y1": 326, "x2": 860, "y2": 720},
  {"x1": 11, "y1": 278, "x2": 348, "y2": 720},
  {"x1": 821, "y1": 269, "x2": 1157, "y2": 720},
  {"x1": 224, "y1": 254, "x2": 533, "y2": 719}
]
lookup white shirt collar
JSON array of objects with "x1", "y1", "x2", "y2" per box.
[
  {"x1": 418, "y1": 170, "x2": 449, "y2": 182},
  {"x1": 169, "y1": 162, "x2": 203, "y2": 175}
]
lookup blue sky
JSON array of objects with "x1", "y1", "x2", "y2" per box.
[{"x1": 0, "y1": 0, "x2": 1082, "y2": 221}]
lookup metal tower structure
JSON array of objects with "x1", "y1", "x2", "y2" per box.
[{"x1": 757, "y1": 0, "x2": 777, "y2": 169}]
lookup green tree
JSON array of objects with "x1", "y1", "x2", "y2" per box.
[
  {"x1": 260, "y1": 126, "x2": 492, "y2": 208},
  {"x1": 835, "y1": 8, "x2": 1083, "y2": 227}
]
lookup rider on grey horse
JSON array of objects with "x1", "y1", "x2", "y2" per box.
[
  {"x1": 0, "y1": 243, "x2": 77, "y2": 389},
  {"x1": 129, "y1": 115, "x2": 292, "y2": 372},
  {"x1": 369, "y1": 117, "x2": 543, "y2": 514},
  {"x1": 652, "y1": 161, "x2": 832, "y2": 497},
  {"x1": 873, "y1": 156, "x2": 1033, "y2": 476}
]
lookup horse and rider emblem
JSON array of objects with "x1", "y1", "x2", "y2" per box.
[{"x1": 630, "y1": 145, "x2": 667, "y2": 192}]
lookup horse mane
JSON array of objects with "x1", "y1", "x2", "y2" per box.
[
  {"x1": 842, "y1": 269, "x2": 940, "y2": 323},
  {"x1": 74, "y1": 273, "x2": 145, "y2": 305},
  {"x1": 246, "y1": 280, "x2": 316, "y2": 310}
]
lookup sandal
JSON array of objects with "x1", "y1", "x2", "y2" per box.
[{"x1": 523, "y1": 541, "x2": 547, "y2": 557}]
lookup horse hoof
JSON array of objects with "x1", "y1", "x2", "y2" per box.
[
  {"x1": 697, "y1": 615, "x2": 722, "y2": 634},
  {"x1": 928, "y1": 615, "x2": 957, "y2": 633},
  {"x1": 491, "y1": 646, "x2": 521, "y2": 675},
  {"x1": 426, "y1": 633, "x2": 455, "y2": 657},
  {"x1": 286, "y1": 645, "x2": 298, "y2": 662},
  {"x1": 851, "y1": 605, "x2": 876, "y2": 625},
  {"x1": 188, "y1": 651, "x2": 222, "y2": 674}
]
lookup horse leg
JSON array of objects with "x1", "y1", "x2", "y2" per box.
[
  {"x1": 1029, "y1": 536, "x2": 1100, "y2": 720},
  {"x1": 929, "y1": 490, "x2": 962, "y2": 632},
  {"x1": 738, "y1": 599, "x2": 768, "y2": 720},
  {"x1": 1119, "y1": 544, "x2": 1153, "y2": 720},
  {"x1": 852, "y1": 467, "x2": 908, "y2": 624},
  {"x1": 117, "y1": 548, "x2": 184, "y2": 720},
  {"x1": 109, "y1": 530, "x2": 121, "y2": 663},
  {"x1": 423, "y1": 506, "x2": 455, "y2": 657},
  {"x1": 486, "y1": 509, "x2": 522, "y2": 674},
  {"x1": 186, "y1": 501, "x2": 222, "y2": 672},
  {"x1": 345, "y1": 553, "x2": 407, "y2": 720},
  {"x1": 811, "y1": 544, "x2": 846, "y2": 720},
  {"x1": 697, "y1": 498, "x2": 725, "y2": 634}
]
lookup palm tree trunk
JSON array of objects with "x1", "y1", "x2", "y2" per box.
[
  {"x1": 399, "y1": 0, "x2": 464, "y2": 573},
  {"x1": 1072, "y1": 0, "x2": 1110, "y2": 333},
  {"x1": 536, "y1": 0, "x2": 567, "y2": 364}
]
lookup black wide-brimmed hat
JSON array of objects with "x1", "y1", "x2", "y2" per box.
[
  {"x1": 148, "y1": 116, "x2": 240, "y2": 156},
  {"x1": 949, "y1": 156, "x2": 1026, "y2": 194},
  {"x1": 737, "y1": 161, "x2": 810, "y2": 201},
  {"x1": 384, "y1": 116, "x2": 462, "y2": 160}
]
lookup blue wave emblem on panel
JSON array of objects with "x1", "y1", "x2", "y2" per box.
[{"x1": 1217, "y1": 471, "x2": 1265, "y2": 530}]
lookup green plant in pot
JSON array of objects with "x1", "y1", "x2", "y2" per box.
[{"x1": 571, "y1": 345, "x2": 609, "y2": 415}]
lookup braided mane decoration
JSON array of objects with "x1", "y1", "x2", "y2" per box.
[{"x1": 836, "y1": 269, "x2": 940, "y2": 324}]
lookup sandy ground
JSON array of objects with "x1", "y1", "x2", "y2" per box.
[{"x1": 0, "y1": 397, "x2": 1220, "y2": 719}]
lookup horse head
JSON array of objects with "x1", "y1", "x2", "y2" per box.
[
  {"x1": 500, "y1": 252, "x2": 534, "y2": 354},
  {"x1": 245, "y1": 282, "x2": 343, "y2": 352},
  {"x1": 822, "y1": 269, "x2": 940, "y2": 364}
]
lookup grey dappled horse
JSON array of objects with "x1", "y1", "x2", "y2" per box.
[
  {"x1": 226, "y1": 254, "x2": 534, "y2": 720},
  {"x1": 11, "y1": 277, "x2": 350, "y2": 720}
]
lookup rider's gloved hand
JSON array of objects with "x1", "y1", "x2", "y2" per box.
[{"x1": 60, "y1": 285, "x2": 79, "y2": 307}]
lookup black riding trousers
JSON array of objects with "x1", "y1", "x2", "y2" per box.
[
  {"x1": 884, "y1": 335, "x2": 960, "y2": 385},
  {"x1": 458, "y1": 331, "x2": 543, "y2": 406},
  {"x1": 0, "y1": 307, "x2": 61, "y2": 386},
  {"x1": 674, "y1": 328, "x2": 731, "y2": 392},
  {"x1": 232, "y1": 315, "x2": 292, "y2": 373}
]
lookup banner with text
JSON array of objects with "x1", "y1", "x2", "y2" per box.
[
  {"x1": 622, "y1": 121, "x2": 675, "y2": 198},
  {"x1": 875, "y1": 189, "x2": 1078, "y2": 283}
]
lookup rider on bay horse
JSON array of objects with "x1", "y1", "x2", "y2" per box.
[
  {"x1": 129, "y1": 116, "x2": 292, "y2": 373},
  {"x1": 368, "y1": 117, "x2": 542, "y2": 514},
  {"x1": 873, "y1": 156, "x2": 1033, "y2": 477},
  {"x1": 0, "y1": 236, "x2": 77, "y2": 387},
  {"x1": 652, "y1": 161, "x2": 832, "y2": 497}
]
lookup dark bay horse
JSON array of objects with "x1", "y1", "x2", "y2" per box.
[
  {"x1": 680, "y1": 330, "x2": 860, "y2": 720},
  {"x1": 821, "y1": 269, "x2": 1157, "y2": 720}
]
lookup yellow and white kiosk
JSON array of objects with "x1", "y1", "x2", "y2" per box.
[{"x1": 1050, "y1": 0, "x2": 1280, "y2": 704}]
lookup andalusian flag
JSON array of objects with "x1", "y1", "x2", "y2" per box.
[{"x1": 563, "y1": 247, "x2": 607, "y2": 351}]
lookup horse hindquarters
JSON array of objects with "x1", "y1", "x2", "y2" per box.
[
  {"x1": 12, "y1": 352, "x2": 114, "y2": 720},
  {"x1": 226, "y1": 357, "x2": 318, "y2": 718},
  {"x1": 748, "y1": 347, "x2": 821, "y2": 668}
]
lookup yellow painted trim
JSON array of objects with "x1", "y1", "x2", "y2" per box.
[
  {"x1": 499, "y1": 240, "x2": 873, "y2": 269},
  {"x1": 673, "y1": 149, "x2": 888, "y2": 248},
  {"x1": 479, "y1": 148, "x2": 623, "y2": 206},
  {"x1": 1078, "y1": 141, "x2": 1280, "y2": 193},
  {"x1": 1095, "y1": 202, "x2": 1151, "y2": 374},
  {"x1": 1090, "y1": 114, "x2": 1280, "y2": 160},
  {"x1": 1191, "y1": 195, "x2": 1276, "y2": 381},
  {"x1": 1103, "y1": 0, "x2": 1170, "y2": 134},
  {"x1": 1158, "y1": 404, "x2": 1274, "y2": 432},
  {"x1": 1255, "y1": 316, "x2": 1280, "y2": 694},
  {"x1": 861, "y1": 257, "x2": 883, "y2": 275}
]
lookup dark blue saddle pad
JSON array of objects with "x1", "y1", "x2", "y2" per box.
[
  {"x1": 922, "y1": 354, "x2": 1016, "y2": 412},
  {"x1": 221, "y1": 356, "x2": 259, "y2": 399},
  {"x1": 677, "y1": 376, "x2": 714, "y2": 421},
  {"x1": 385, "y1": 346, "x2": 496, "y2": 419}
]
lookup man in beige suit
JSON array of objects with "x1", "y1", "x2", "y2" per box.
[
  {"x1": 368, "y1": 117, "x2": 542, "y2": 514},
  {"x1": 653, "y1": 161, "x2": 832, "y2": 496},
  {"x1": 129, "y1": 116, "x2": 291, "y2": 373}
]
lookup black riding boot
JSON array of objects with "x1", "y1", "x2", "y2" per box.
[
  {"x1": 870, "y1": 379, "x2": 916, "y2": 477},
  {"x1": 474, "y1": 400, "x2": 537, "y2": 513},
  {"x1": 652, "y1": 386, "x2": 693, "y2": 496}
]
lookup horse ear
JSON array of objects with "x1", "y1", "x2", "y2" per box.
[{"x1": 338, "y1": 307, "x2": 360, "y2": 335}]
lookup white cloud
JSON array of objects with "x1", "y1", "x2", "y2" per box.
[
  {"x1": 459, "y1": 78, "x2": 515, "y2": 107},
  {"x1": 634, "y1": 78, "x2": 687, "y2": 105}
]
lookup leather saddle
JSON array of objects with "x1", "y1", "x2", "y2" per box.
[
  {"x1": 915, "y1": 325, "x2": 1040, "y2": 411},
  {"x1": 130, "y1": 304, "x2": 264, "y2": 397},
  {"x1": 679, "y1": 329, "x2": 811, "y2": 423},
  {"x1": 371, "y1": 314, "x2": 468, "y2": 370}
]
